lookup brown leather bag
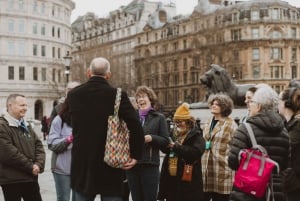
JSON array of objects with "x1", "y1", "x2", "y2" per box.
[{"x1": 181, "y1": 164, "x2": 193, "y2": 182}]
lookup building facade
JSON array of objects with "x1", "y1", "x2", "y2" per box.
[
  {"x1": 0, "y1": 0, "x2": 75, "y2": 120},
  {"x1": 72, "y1": 0, "x2": 300, "y2": 112}
]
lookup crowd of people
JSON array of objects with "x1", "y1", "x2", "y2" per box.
[{"x1": 0, "y1": 56, "x2": 299, "y2": 201}]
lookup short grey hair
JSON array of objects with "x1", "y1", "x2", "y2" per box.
[
  {"x1": 252, "y1": 86, "x2": 279, "y2": 112},
  {"x1": 6, "y1": 94, "x2": 25, "y2": 108},
  {"x1": 89, "y1": 57, "x2": 110, "y2": 76}
]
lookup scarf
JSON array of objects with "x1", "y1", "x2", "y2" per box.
[{"x1": 139, "y1": 107, "x2": 152, "y2": 122}]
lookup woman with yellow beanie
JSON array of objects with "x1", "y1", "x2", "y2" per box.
[{"x1": 158, "y1": 102, "x2": 205, "y2": 201}]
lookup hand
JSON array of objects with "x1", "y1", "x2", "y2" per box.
[
  {"x1": 66, "y1": 134, "x2": 73, "y2": 144},
  {"x1": 32, "y1": 164, "x2": 40, "y2": 175},
  {"x1": 122, "y1": 158, "x2": 137, "y2": 170},
  {"x1": 144, "y1": 135, "x2": 152, "y2": 143},
  {"x1": 168, "y1": 142, "x2": 175, "y2": 148}
]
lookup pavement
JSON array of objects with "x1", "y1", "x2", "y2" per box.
[{"x1": 0, "y1": 140, "x2": 103, "y2": 201}]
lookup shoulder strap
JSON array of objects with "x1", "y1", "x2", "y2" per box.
[
  {"x1": 243, "y1": 122, "x2": 257, "y2": 147},
  {"x1": 114, "y1": 88, "x2": 122, "y2": 116}
]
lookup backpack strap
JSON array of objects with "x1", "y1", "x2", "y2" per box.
[{"x1": 243, "y1": 122, "x2": 268, "y2": 154}]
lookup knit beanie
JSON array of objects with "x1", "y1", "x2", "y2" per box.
[{"x1": 173, "y1": 102, "x2": 192, "y2": 120}]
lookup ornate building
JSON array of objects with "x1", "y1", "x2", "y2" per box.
[
  {"x1": 71, "y1": 0, "x2": 176, "y2": 95},
  {"x1": 136, "y1": 0, "x2": 300, "y2": 111},
  {"x1": 71, "y1": 0, "x2": 300, "y2": 112},
  {"x1": 0, "y1": 0, "x2": 75, "y2": 120}
]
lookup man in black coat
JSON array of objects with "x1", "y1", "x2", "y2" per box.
[{"x1": 67, "y1": 57, "x2": 144, "y2": 201}]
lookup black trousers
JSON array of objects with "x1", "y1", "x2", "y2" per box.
[{"x1": 1, "y1": 181, "x2": 42, "y2": 201}]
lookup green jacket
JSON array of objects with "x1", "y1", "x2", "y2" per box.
[{"x1": 0, "y1": 113, "x2": 45, "y2": 185}]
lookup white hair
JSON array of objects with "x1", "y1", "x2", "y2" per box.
[{"x1": 252, "y1": 86, "x2": 279, "y2": 112}]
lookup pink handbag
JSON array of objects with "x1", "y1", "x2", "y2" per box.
[{"x1": 234, "y1": 123, "x2": 279, "y2": 198}]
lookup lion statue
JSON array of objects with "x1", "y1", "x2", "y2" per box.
[{"x1": 199, "y1": 64, "x2": 255, "y2": 106}]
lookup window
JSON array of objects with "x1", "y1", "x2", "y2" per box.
[
  {"x1": 52, "y1": 69, "x2": 56, "y2": 82},
  {"x1": 19, "y1": 0, "x2": 24, "y2": 10},
  {"x1": 52, "y1": 47, "x2": 55, "y2": 58},
  {"x1": 183, "y1": 58, "x2": 187, "y2": 70},
  {"x1": 33, "y1": 67, "x2": 38, "y2": 80},
  {"x1": 251, "y1": 10, "x2": 259, "y2": 20},
  {"x1": 271, "y1": 8, "x2": 280, "y2": 20},
  {"x1": 292, "y1": 48, "x2": 297, "y2": 61},
  {"x1": 231, "y1": 29, "x2": 241, "y2": 41},
  {"x1": 19, "y1": 66, "x2": 25, "y2": 80},
  {"x1": 33, "y1": 1, "x2": 38, "y2": 13},
  {"x1": 232, "y1": 12, "x2": 239, "y2": 23},
  {"x1": 183, "y1": 73, "x2": 187, "y2": 84},
  {"x1": 52, "y1": 26, "x2": 55, "y2": 37},
  {"x1": 8, "y1": 20, "x2": 14, "y2": 32},
  {"x1": 8, "y1": 0, "x2": 14, "y2": 10},
  {"x1": 291, "y1": 66, "x2": 297, "y2": 79},
  {"x1": 41, "y1": 45, "x2": 46, "y2": 56},
  {"x1": 252, "y1": 66, "x2": 260, "y2": 79},
  {"x1": 291, "y1": 27, "x2": 297, "y2": 39},
  {"x1": 183, "y1": 40, "x2": 187, "y2": 49},
  {"x1": 41, "y1": 3, "x2": 45, "y2": 14},
  {"x1": 271, "y1": 48, "x2": 282, "y2": 60},
  {"x1": 19, "y1": 20, "x2": 24, "y2": 33},
  {"x1": 252, "y1": 48, "x2": 260, "y2": 60},
  {"x1": 57, "y1": 48, "x2": 61, "y2": 58},
  {"x1": 19, "y1": 42, "x2": 25, "y2": 56},
  {"x1": 42, "y1": 68, "x2": 46, "y2": 81},
  {"x1": 8, "y1": 42, "x2": 15, "y2": 55},
  {"x1": 233, "y1": 50, "x2": 239, "y2": 61},
  {"x1": 270, "y1": 66, "x2": 283, "y2": 78},
  {"x1": 33, "y1": 23, "x2": 38, "y2": 34},
  {"x1": 8, "y1": 66, "x2": 14, "y2": 80},
  {"x1": 270, "y1": 30, "x2": 282, "y2": 39},
  {"x1": 251, "y1": 27, "x2": 259, "y2": 39},
  {"x1": 33, "y1": 44, "x2": 38, "y2": 56},
  {"x1": 58, "y1": 70, "x2": 61, "y2": 83},
  {"x1": 41, "y1": 24, "x2": 46, "y2": 35},
  {"x1": 57, "y1": 28, "x2": 60, "y2": 38}
]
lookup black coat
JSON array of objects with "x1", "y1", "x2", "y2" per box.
[
  {"x1": 158, "y1": 126, "x2": 205, "y2": 201},
  {"x1": 228, "y1": 111, "x2": 290, "y2": 201},
  {"x1": 67, "y1": 76, "x2": 144, "y2": 196}
]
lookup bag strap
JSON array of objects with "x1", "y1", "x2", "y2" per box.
[
  {"x1": 113, "y1": 88, "x2": 122, "y2": 116},
  {"x1": 243, "y1": 122, "x2": 257, "y2": 147}
]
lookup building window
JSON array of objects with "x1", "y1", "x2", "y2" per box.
[
  {"x1": 8, "y1": 0, "x2": 14, "y2": 10},
  {"x1": 18, "y1": 0, "x2": 24, "y2": 10},
  {"x1": 57, "y1": 28, "x2": 60, "y2": 38},
  {"x1": 41, "y1": 45, "x2": 46, "y2": 57},
  {"x1": 270, "y1": 30, "x2": 282, "y2": 39},
  {"x1": 271, "y1": 48, "x2": 283, "y2": 60},
  {"x1": 41, "y1": 3, "x2": 45, "y2": 14},
  {"x1": 58, "y1": 70, "x2": 61, "y2": 83},
  {"x1": 291, "y1": 66, "x2": 297, "y2": 79},
  {"x1": 33, "y1": 23, "x2": 38, "y2": 34},
  {"x1": 42, "y1": 68, "x2": 46, "y2": 81},
  {"x1": 58, "y1": 48, "x2": 61, "y2": 58},
  {"x1": 33, "y1": 44, "x2": 38, "y2": 56},
  {"x1": 252, "y1": 48, "x2": 260, "y2": 60},
  {"x1": 8, "y1": 20, "x2": 14, "y2": 32},
  {"x1": 8, "y1": 66, "x2": 14, "y2": 80},
  {"x1": 233, "y1": 50, "x2": 239, "y2": 61},
  {"x1": 231, "y1": 29, "x2": 241, "y2": 41},
  {"x1": 33, "y1": 1, "x2": 38, "y2": 13},
  {"x1": 232, "y1": 12, "x2": 239, "y2": 23},
  {"x1": 183, "y1": 58, "x2": 187, "y2": 70},
  {"x1": 251, "y1": 27, "x2": 259, "y2": 39},
  {"x1": 251, "y1": 10, "x2": 259, "y2": 20},
  {"x1": 19, "y1": 20, "x2": 24, "y2": 33},
  {"x1": 292, "y1": 48, "x2": 297, "y2": 61},
  {"x1": 52, "y1": 69, "x2": 56, "y2": 82},
  {"x1": 19, "y1": 66, "x2": 25, "y2": 80},
  {"x1": 33, "y1": 67, "x2": 38, "y2": 80},
  {"x1": 19, "y1": 42, "x2": 25, "y2": 56},
  {"x1": 270, "y1": 66, "x2": 283, "y2": 78},
  {"x1": 291, "y1": 27, "x2": 297, "y2": 39},
  {"x1": 41, "y1": 24, "x2": 46, "y2": 35},
  {"x1": 52, "y1": 47, "x2": 55, "y2": 58},
  {"x1": 8, "y1": 42, "x2": 15, "y2": 55},
  {"x1": 271, "y1": 8, "x2": 280, "y2": 20},
  {"x1": 52, "y1": 26, "x2": 55, "y2": 37},
  {"x1": 183, "y1": 73, "x2": 187, "y2": 84},
  {"x1": 252, "y1": 66, "x2": 260, "y2": 79}
]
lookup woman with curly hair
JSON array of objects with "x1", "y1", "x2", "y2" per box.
[{"x1": 202, "y1": 94, "x2": 238, "y2": 201}]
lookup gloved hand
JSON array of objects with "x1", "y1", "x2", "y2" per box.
[{"x1": 66, "y1": 134, "x2": 73, "y2": 144}]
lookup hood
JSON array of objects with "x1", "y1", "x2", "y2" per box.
[{"x1": 247, "y1": 111, "x2": 285, "y2": 134}]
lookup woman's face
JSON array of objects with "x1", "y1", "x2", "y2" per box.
[
  {"x1": 136, "y1": 93, "x2": 151, "y2": 111},
  {"x1": 210, "y1": 100, "x2": 221, "y2": 116},
  {"x1": 245, "y1": 90, "x2": 254, "y2": 109}
]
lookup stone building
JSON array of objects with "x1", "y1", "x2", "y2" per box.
[
  {"x1": 71, "y1": 0, "x2": 176, "y2": 95},
  {"x1": 71, "y1": 0, "x2": 300, "y2": 112},
  {"x1": 0, "y1": 0, "x2": 75, "y2": 120},
  {"x1": 136, "y1": 0, "x2": 300, "y2": 111}
]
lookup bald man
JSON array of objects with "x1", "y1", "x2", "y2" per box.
[{"x1": 67, "y1": 57, "x2": 144, "y2": 201}]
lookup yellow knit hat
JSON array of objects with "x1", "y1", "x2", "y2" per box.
[{"x1": 173, "y1": 102, "x2": 192, "y2": 120}]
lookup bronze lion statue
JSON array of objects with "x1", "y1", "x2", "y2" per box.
[{"x1": 199, "y1": 64, "x2": 255, "y2": 106}]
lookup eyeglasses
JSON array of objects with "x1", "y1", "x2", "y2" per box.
[
  {"x1": 174, "y1": 120, "x2": 185, "y2": 125},
  {"x1": 249, "y1": 100, "x2": 258, "y2": 105},
  {"x1": 136, "y1": 94, "x2": 148, "y2": 99}
]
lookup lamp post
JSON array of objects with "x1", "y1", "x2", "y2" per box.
[{"x1": 63, "y1": 51, "x2": 72, "y2": 84}]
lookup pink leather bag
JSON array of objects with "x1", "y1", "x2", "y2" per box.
[{"x1": 233, "y1": 123, "x2": 279, "y2": 198}]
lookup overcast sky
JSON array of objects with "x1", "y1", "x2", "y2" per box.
[{"x1": 71, "y1": 0, "x2": 300, "y2": 22}]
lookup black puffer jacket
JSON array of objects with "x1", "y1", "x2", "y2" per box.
[{"x1": 228, "y1": 111, "x2": 290, "y2": 201}]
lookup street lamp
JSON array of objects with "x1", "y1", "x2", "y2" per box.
[{"x1": 63, "y1": 51, "x2": 72, "y2": 84}]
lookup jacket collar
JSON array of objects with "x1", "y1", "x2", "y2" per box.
[{"x1": 2, "y1": 111, "x2": 28, "y2": 128}]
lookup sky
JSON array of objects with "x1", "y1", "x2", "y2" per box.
[{"x1": 71, "y1": 0, "x2": 300, "y2": 23}]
